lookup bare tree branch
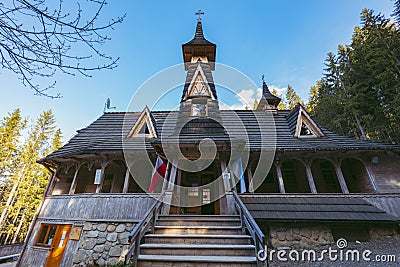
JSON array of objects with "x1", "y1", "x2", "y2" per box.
[{"x1": 0, "y1": 0, "x2": 125, "y2": 98}]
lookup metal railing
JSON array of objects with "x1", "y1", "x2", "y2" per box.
[
  {"x1": 232, "y1": 191, "x2": 268, "y2": 267},
  {"x1": 124, "y1": 192, "x2": 164, "y2": 266}
]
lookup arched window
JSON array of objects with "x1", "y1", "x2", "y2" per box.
[
  {"x1": 311, "y1": 159, "x2": 341, "y2": 193},
  {"x1": 341, "y1": 158, "x2": 373, "y2": 193}
]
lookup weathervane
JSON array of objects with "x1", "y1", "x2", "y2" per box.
[{"x1": 195, "y1": 10, "x2": 205, "y2": 20}]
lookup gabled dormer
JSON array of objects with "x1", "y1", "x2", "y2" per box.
[
  {"x1": 287, "y1": 104, "x2": 324, "y2": 138},
  {"x1": 127, "y1": 106, "x2": 157, "y2": 138}
]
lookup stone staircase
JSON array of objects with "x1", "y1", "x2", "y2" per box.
[{"x1": 137, "y1": 215, "x2": 257, "y2": 266}]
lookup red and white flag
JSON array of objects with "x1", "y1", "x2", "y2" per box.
[{"x1": 148, "y1": 156, "x2": 167, "y2": 193}]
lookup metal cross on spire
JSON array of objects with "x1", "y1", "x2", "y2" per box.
[{"x1": 195, "y1": 10, "x2": 205, "y2": 19}]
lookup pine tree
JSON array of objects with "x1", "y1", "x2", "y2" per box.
[
  {"x1": 306, "y1": 81, "x2": 321, "y2": 116},
  {"x1": 0, "y1": 110, "x2": 62, "y2": 244},
  {"x1": 285, "y1": 85, "x2": 304, "y2": 110},
  {"x1": 393, "y1": 0, "x2": 400, "y2": 26}
]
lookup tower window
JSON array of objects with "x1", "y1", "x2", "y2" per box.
[{"x1": 191, "y1": 100, "x2": 208, "y2": 117}]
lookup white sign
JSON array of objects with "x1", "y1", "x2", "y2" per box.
[{"x1": 94, "y1": 169, "x2": 102, "y2": 185}]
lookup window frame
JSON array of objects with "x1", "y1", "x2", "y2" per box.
[{"x1": 35, "y1": 224, "x2": 58, "y2": 247}]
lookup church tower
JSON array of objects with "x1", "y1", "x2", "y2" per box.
[{"x1": 175, "y1": 16, "x2": 224, "y2": 136}]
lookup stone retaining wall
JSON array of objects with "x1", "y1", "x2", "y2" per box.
[
  {"x1": 268, "y1": 224, "x2": 334, "y2": 248},
  {"x1": 73, "y1": 222, "x2": 135, "y2": 266}
]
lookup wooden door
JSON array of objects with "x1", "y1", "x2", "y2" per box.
[{"x1": 45, "y1": 224, "x2": 72, "y2": 267}]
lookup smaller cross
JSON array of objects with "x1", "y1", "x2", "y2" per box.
[{"x1": 195, "y1": 10, "x2": 205, "y2": 19}]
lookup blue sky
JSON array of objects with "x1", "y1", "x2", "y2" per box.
[{"x1": 0, "y1": 0, "x2": 395, "y2": 141}]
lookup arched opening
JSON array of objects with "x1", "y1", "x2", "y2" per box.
[
  {"x1": 51, "y1": 166, "x2": 73, "y2": 195},
  {"x1": 101, "y1": 160, "x2": 126, "y2": 193},
  {"x1": 255, "y1": 165, "x2": 280, "y2": 193},
  {"x1": 311, "y1": 159, "x2": 341, "y2": 193},
  {"x1": 341, "y1": 158, "x2": 373, "y2": 193},
  {"x1": 127, "y1": 173, "x2": 145, "y2": 193},
  {"x1": 281, "y1": 159, "x2": 311, "y2": 193},
  {"x1": 74, "y1": 163, "x2": 99, "y2": 194}
]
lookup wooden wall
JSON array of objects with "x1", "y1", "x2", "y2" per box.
[
  {"x1": 20, "y1": 194, "x2": 158, "y2": 266},
  {"x1": 369, "y1": 153, "x2": 400, "y2": 193},
  {"x1": 0, "y1": 243, "x2": 23, "y2": 257},
  {"x1": 39, "y1": 193, "x2": 158, "y2": 221}
]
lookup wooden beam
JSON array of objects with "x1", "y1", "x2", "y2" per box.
[
  {"x1": 334, "y1": 163, "x2": 349, "y2": 193},
  {"x1": 247, "y1": 168, "x2": 255, "y2": 193},
  {"x1": 68, "y1": 163, "x2": 82, "y2": 195},
  {"x1": 96, "y1": 161, "x2": 109, "y2": 193},
  {"x1": 305, "y1": 164, "x2": 317, "y2": 193},
  {"x1": 275, "y1": 163, "x2": 286, "y2": 193},
  {"x1": 364, "y1": 162, "x2": 379, "y2": 192},
  {"x1": 122, "y1": 168, "x2": 130, "y2": 193}
]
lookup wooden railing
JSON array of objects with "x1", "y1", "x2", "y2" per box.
[
  {"x1": 124, "y1": 192, "x2": 164, "y2": 266},
  {"x1": 233, "y1": 191, "x2": 268, "y2": 267}
]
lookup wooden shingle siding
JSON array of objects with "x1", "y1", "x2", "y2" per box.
[
  {"x1": 39, "y1": 194, "x2": 158, "y2": 221},
  {"x1": 240, "y1": 194, "x2": 399, "y2": 222}
]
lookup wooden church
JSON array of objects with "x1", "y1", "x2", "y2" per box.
[{"x1": 18, "y1": 16, "x2": 400, "y2": 267}]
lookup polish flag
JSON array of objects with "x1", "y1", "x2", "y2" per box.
[{"x1": 148, "y1": 157, "x2": 167, "y2": 193}]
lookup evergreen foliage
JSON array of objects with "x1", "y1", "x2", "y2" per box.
[
  {"x1": 311, "y1": 8, "x2": 400, "y2": 143},
  {"x1": 0, "y1": 110, "x2": 61, "y2": 244}
]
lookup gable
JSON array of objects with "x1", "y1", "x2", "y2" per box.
[
  {"x1": 127, "y1": 106, "x2": 157, "y2": 138},
  {"x1": 184, "y1": 64, "x2": 215, "y2": 100},
  {"x1": 294, "y1": 106, "x2": 324, "y2": 138}
]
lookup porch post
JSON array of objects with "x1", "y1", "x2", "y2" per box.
[
  {"x1": 162, "y1": 162, "x2": 171, "y2": 191},
  {"x1": 364, "y1": 162, "x2": 379, "y2": 192},
  {"x1": 69, "y1": 163, "x2": 82, "y2": 195},
  {"x1": 275, "y1": 163, "x2": 286, "y2": 193},
  {"x1": 305, "y1": 164, "x2": 317, "y2": 193},
  {"x1": 122, "y1": 167, "x2": 130, "y2": 193},
  {"x1": 96, "y1": 161, "x2": 108, "y2": 193},
  {"x1": 247, "y1": 168, "x2": 255, "y2": 193},
  {"x1": 220, "y1": 160, "x2": 230, "y2": 214},
  {"x1": 333, "y1": 160, "x2": 349, "y2": 193}
]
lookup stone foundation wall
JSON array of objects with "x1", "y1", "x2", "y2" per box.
[
  {"x1": 269, "y1": 224, "x2": 334, "y2": 248},
  {"x1": 369, "y1": 224, "x2": 398, "y2": 240},
  {"x1": 73, "y1": 222, "x2": 135, "y2": 266}
]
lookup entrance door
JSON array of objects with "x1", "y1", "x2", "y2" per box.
[
  {"x1": 182, "y1": 172, "x2": 219, "y2": 215},
  {"x1": 44, "y1": 224, "x2": 72, "y2": 267}
]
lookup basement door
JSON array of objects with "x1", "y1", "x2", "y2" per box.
[{"x1": 43, "y1": 224, "x2": 72, "y2": 267}]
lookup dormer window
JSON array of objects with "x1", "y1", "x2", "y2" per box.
[
  {"x1": 300, "y1": 122, "x2": 314, "y2": 136},
  {"x1": 294, "y1": 105, "x2": 324, "y2": 138},
  {"x1": 191, "y1": 99, "x2": 208, "y2": 117}
]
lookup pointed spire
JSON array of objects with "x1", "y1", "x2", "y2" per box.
[
  {"x1": 257, "y1": 76, "x2": 282, "y2": 110},
  {"x1": 195, "y1": 18, "x2": 205, "y2": 39},
  {"x1": 182, "y1": 14, "x2": 216, "y2": 70}
]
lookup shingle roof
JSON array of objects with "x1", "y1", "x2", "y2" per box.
[
  {"x1": 41, "y1": 110, "x2": 399, "y2": 161},
  {"x1": 261, "y1": 81, "x2": 281, "y2": 107},
  {"x1": 182, "y1": 19, "x2": 216, "y2": 47},
  {"x1": 240, "y1": 195, "x2": 399, "y2": 222}
]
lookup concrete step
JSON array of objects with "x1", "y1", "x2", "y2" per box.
[
  {"x1": 154, "y1": 225, "x2": 243, "y2": 235},
  {"x1": 140, "y1": 244, "x2": 255, "y2": 256},
  {"x1": 145, "y1": 234, "x2": 252, "y2": 245},
  {"x1": 137, "y1": 255, "x2": 257, "y2": 267},
  {"x1": 156, "y1": 218, "x2": 241, "y2": 227}
]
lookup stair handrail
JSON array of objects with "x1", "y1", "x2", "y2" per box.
[
  {"x1": 232, "y1": 191, "x2": 268, "y2": 267},
  {"x1": 124, "y1": 192, "x2": 165, "y2": 265}
]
